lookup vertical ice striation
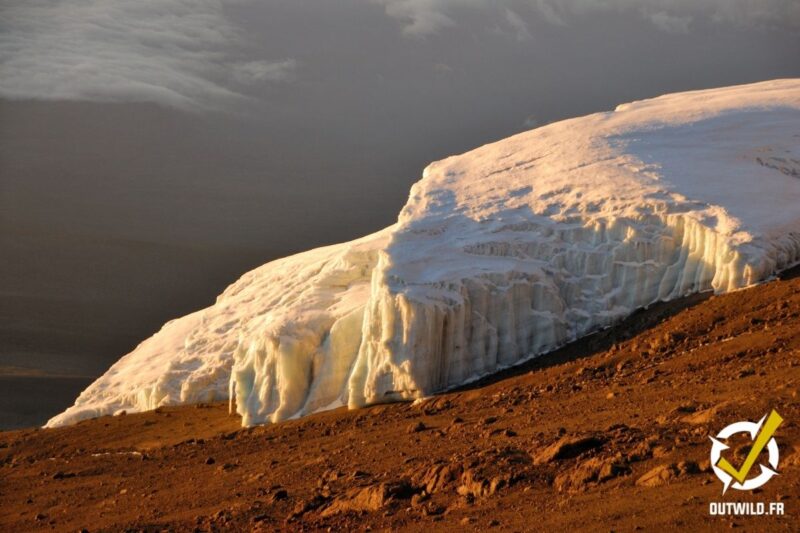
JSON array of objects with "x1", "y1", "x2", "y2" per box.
[
  {"x1": 345, "y1": 213, "x2": 797, "y2": 411},
  {"x1": 48, "y1": 79, "x2": 800, "y2": 428}
]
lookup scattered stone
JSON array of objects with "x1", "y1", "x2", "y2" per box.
[
  {"x1": 636, "y1": 464, "x2": 679, "y2": 487},
  {"x1": 598, "y1": 460, "x2": 630, "y2": 482},
  {"x1": 681, "y1": 403, "x2": 730, "y2": 425},
  {"x1": 410, "y1": 493, "x2": 428, "y2": 507},
  {"x1": 673, "y1": 403, "x2": 697, "y2": 414},
  {"x1": 627, "y1": 441, "x2": 654, "y2": 462},
  {"x1": 422, "y1": 503, "x2": 445, "y2": 516},
  {"x1": 678, "y1": 461, "x2": 700, "y2": 475},
  {"x1": 555, "y1": 457, "x2": 630, "y2": 492},
  {"x1": 321, "y1": 480, "x2": 418, "y2": 517},
  {"x1": 269, "y1": 489, "x2": 288, "y2": 502},
  {"x1": 457, "y1": 469, "x2": 511, "y2": 499},
  {"x1": 205, "y1": 457, "x2": 216, "y2": 465},
  {"x1": 214, "y1": 509, "x2": 232, "y2": 522},
  {"x1": 251, "y1": 513, "x2": 268, "y2": 523},
  {"x1": 288, "y1": 494, "x2": 330, "y2": 521},
  {"x1": 534, "y1": 435, "x2": 605, "y2": 465},
  {"x1": 408, "y1": 421, "x2": 427, "y2": 433},
  {"x1": 652, "y1": 446, "x2": 671, "y2": 458},
  {"x1": 412, "y1": 463, "x2": 462, "y2": 494}
]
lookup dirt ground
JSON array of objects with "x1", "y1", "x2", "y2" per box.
[{"x1": 1, "y1": 269, "x2": 799, "y2": 532}]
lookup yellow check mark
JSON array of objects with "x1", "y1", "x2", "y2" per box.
[{"x1": 716, "y1": 410, "x2": 783, "y2": 484}]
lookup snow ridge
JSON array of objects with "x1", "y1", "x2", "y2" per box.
[{"x1": 48, "y1": 79, "x2": 800, "y2": 428}]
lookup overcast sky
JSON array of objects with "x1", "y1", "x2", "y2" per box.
[
  {"x1": 2, "y1": 0, "x2": 799, "y2": 112},
  {"x1": 2, "y1": 0, "x2": 798, "y2": 247},
  {"x1": 1, "y1": 0, "x2": 799, "y2": 379}
]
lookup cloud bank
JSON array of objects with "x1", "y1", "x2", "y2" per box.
[
  {"x1": 0, "y1": 0, "x2": 294, "y2": 111},
  {"x1": 376, "y1": 0, "x2": 800, "y2": 36},
  {"x1": 1, "y1": 0, "x2": 797, "y2": 111}
]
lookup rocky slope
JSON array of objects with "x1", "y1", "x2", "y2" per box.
[{"x1": 3, "y1": 267, "x2": 799, "y2": 531}]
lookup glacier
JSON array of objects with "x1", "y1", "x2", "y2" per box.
[{"x1": 48, "y1": 79, "x2": 800, "y2": 428}]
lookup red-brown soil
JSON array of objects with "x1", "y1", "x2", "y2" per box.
[{"x1": 2, "y1": 269, "x2": 799, "y2": 532}]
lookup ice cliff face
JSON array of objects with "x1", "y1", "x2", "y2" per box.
[{"x1": 48, "y1": 79, "x2": 800, "y2": 428}]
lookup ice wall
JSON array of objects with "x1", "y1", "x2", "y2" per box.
[
  {"x1": 347, "y1": 213, "x2": 799, "y2": 410},
  {"x1": 48, "y1": 229, "x2": 391, "y2": 427},
  {"x1": 49, "y1": 79, "x2": 800, "y2": 428}
]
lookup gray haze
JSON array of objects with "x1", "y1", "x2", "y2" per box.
[{"x1": 1, "y1": 0, "x2": 798, "y2": 426}]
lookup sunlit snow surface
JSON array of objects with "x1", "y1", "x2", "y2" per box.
[{"x1": 48, "y1": 80, "x2": 800, "y2": 428}]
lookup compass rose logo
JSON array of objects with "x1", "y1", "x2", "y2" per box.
[{"x1": 709, "y1": 410, "x2": 782, "y2": 495}]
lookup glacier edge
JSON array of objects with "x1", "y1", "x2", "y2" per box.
[
  {"x1": 46, "y1": 79, "x2": 800, "y2": 429},
  {"x1": 230, "y1": 211, "x2": 800, "y2": 426}
]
